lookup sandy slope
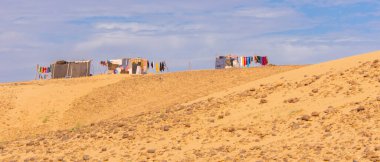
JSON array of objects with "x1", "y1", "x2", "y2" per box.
[
  {"x1": 0, "y1": 66, "x2": 301, "y2": 142},
  {"x1": 0, "y1": 75, "x2": 128, "y2": 141},
  {"x1": 0, "y1": 51, "x2": 379, "y2": 161}
]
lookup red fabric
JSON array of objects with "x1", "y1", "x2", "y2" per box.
[{"x1": 262, "y1": 56, "x2": 268, "y2": 66}]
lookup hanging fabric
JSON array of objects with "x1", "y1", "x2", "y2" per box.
[
  {"x1": 248, "y1": 56, "x2": 252, "y2": 67},
  {"x1": 247, "y1": 57, "x2": 250, "y2": 67},
  {"x1": 156, "y1": 62, "x2": 159, "y2": 73},
  {"x1": 262, "y1": 56, "x2": 268, "y2": 66},
  {"x1": 245, "y1": 56, "x2": 247, "y2": 67},
  {"x1": 257, "y1": 56, "x2": 262, "y2": 64}
]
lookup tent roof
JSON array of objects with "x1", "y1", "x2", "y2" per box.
[{"x1": 53, "y1": 60, "x2": 91, "y2": 64}]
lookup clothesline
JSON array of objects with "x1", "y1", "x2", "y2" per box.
[
  {"x1": 215, "y1": 55, "x2": 269, "y2": 69},
  {"x1": 99, "y1": 58, "x2": 168, "y2": 74},
  {"x1": 37, "y1": 65, "x2": 51, "y2": 73},
  {"x1": 36, "y1": 64, "x2": 51, "y2": 80},
  {"x1": 237, "y1": 56, "x2": 269, "y2": 66}
]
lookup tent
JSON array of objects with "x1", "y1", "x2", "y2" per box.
[{"x1": 51, "y1": 60, "x2": 91, "y2": 79}]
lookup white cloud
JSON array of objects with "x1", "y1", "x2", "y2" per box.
[
  {"x1": 94, "y1": 22, "x2": 207, "y2": 34},
  {"x1": 74, "y1": 31, "x2": 188, "y2": 53},
  {"x1": 234, "y1": 7, "x2": 298, "y2": 18},
  {"x1": 95, "y1": 23, "x2": 160, "y2": 32}
]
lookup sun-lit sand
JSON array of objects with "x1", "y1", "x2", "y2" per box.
[{"x1": 1, "y1": 51, "x2": 380, "y2": 161}]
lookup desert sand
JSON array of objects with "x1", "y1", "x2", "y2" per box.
[{"x1": 0, "y1": 51, "x2": 380, "y2": 161}]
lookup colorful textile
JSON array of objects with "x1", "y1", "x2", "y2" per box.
[
  {"x1": 37, "y1": 65, "x2": 51, "y2": 74},
  {"x1": 262, "y1": 56, "x2": 268, "y2": 66},
  {"x1": 247, "y1": 57, "x2": 249, "y2": 67}
]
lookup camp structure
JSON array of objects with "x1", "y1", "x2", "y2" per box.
[
  {"x1": 215, "y1": 55, "x2": 239, "y2": 69},
  {"x1": 50, "y1": 60, "x2": 91, "y2": 79},
  {"x1": 128, "y1": 58, "x2": 149, "y2": 74},
  {"x1": 103, "y1": 57, "x2": 149, "y2": 75},
  {"x1": 105, "y1": 58, "x2": 128, "y2": 74}
]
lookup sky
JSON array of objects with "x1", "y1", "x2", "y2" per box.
[{"x1": 0, "y1": 0, "x2": 380, "y2": 82}]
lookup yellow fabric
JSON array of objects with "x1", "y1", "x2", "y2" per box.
[{"x1": 156, "y1": 63, "x2": 159, "y2": 73}]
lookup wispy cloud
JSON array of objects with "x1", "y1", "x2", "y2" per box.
[
  {"x1": 233, "y1": 7, "x2": 298, "y2": 18},
  {"x1": 95, "y1": 23, "x2": 160, "y2": 32}
]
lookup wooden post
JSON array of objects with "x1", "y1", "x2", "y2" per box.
[
  {"x1": 70, "y1": 63, "x2": 73, "y2": 78},
  {"x1": 66, "y1": 63, "x2": 70, "y2": 78},
  {"x1": 51, "y1": 64, "x2": 55, "y2": 79},
  {"x1": 86, "y1": 62, "x2": 89, "y2": 76},
  {"x1": 35, "y1": 64, "x2": 39, "y2": 80}
]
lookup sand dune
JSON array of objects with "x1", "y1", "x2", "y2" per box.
[
  {"x1": 1, "y1": 51, "x2": 380, "y2": 161},
  {"x1": 0, "y1": 66, "x2": 301, "y2": 142}
]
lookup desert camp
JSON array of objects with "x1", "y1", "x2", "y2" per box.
[
  {"x1": 37, "y1": 54, "x2": 268, "y2": 81},
  {"x1": 35, "y1": 57, "x2": 170, "y2": 80}
]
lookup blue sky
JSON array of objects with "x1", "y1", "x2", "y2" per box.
[{"x1": 0, "y1": 0, "x2": 379, "y2": 82}]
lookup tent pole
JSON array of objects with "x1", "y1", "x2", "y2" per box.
[
  {"x1": 52, "y1": 64, "x2": 55, "y2": 79},
  {"x1": 87, "y1": 61, "x2": 89, "y2": 76},
  {"x1": 66, "y1": 63, "x2": 70, "y2": 78},
  {"x1": 35, "y1": 64, "x2": 38, "y2": 80}
]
